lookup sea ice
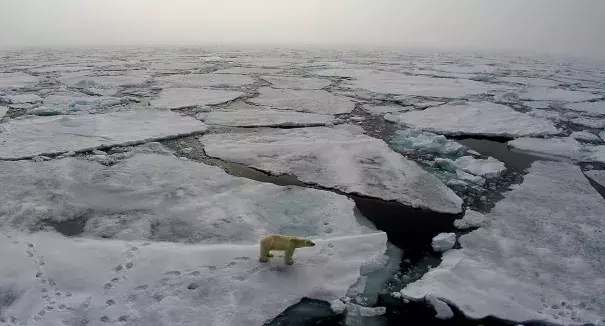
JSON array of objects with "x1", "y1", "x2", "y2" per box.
[
  {"x1": 200, "y1": 108, "x2": 335, "y2": 127},
  {"x1": 0, "y1": 231, "x2": 388, "y2": 326},
  {"x1": 63, "y1": 73, "x2": 151, "y2": 94},
  {"x1": 331, "y1": 299, "x2": 347, "y2": 314},
  {"x1": 431, "y1": 233, "x2": 456, "y2": 252},
  {"x1": 450, "y1": 156, "x2": 506, "y2": 178},
  {"x1": 2, "y1": 93, "x2": 42, "y2": 104},
  {"x1": 524, "y1": 101, "x2": 552, "y2": 109},
  {"x1": 527, "y1": 109, "x2": 566, "y2": 121},
  {"x1": 40, "y1": 92, "x2": 126, "y2": 115},
  {"x1": 391, "y1": 128, "x2": 466, "y2": 156},
  {"x1": 517, "y1": 87, "x2": 601, "y2": 102},
  {"x1": 499, "y1": 76, "x2": 560, "y2": 88},
  {"x1": 601, "y1": 130, "x2": 605, "y2": 142},
  {"x1": 401, "y1": 161, "x2": 605, "y2": 324},
  {"x1": 261, "y1": 76, "x2": 331, "y2": 90},
  {"x1": 151, "y1": 88, "x2": 244, "y2": 109},
  {"x1": 155, "y1": 73, "x2": 254, "y2": 88},
  {"x1": 426, "y1": 294, "x2": 454, "y2": 320},
  {"x1": 0, "y1": 106, "x2": 7, "y2": 119},
  {"x1": 454, "y1": 210, "x2": 487, "y2": 230},
  {"x1": 570, "y1": 131, "x2": 602, "y2": 143},
  {"x1": 363, "y1": 105, "x2": 411, "y2": 116},
  {"x1": 344, "y1": 302, "x2": 386, "y2": 326},
  {"x1": 0, "y1": 109, "x2": 207, "y2": 160},
  {"x1": 509, "y1": 137, "x2": 605, "y2": 163},
  {"x1": 571, "y1": 117, "x2": 605, "y2": 129},
  {"x1": 215, "y1": 67, "x2": 282, "y2": 75},
  {"x1": 0, "y1": 153, "x2": 370, "y2": 241},
  {"x1": 0, "y1": 72, "x2": 39, "y2": 89},
  {"x1": 397, "y1": 102, "x2": 560, "y2": 138},
  {"x1": 565, "y1": 101, "x2": 605, "y2": 116},
  {"x1": 201, "y1": 125, "x2": 463, "y2": 214},
  {"x1": 584, "y1": 170, "x2": 605, "y2": 189},
  {"x1": 250, "y1": 87, "x2": 355, "y2": 114}
]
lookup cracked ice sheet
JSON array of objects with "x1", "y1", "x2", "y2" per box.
[
  {"x1": 62, "y1": 73, "x2": 151, "y2": 90},
  {"x1": 200, "y1": 108, "x2": 335, "y2": 127},
  {"x1": 343, "y1": 72, "x2": 507, "y2": 98},
  {"x1": 155, "y1": 73, "x2": 254, "y2": 88},
  {"x1": 565, "y1": 101, "x2": 605, "y2": 116},
  {"x1": 401, "y1": 161, "x2": 605, "y2": 325},
  {"x1": 498, "y1": 76, "x2": 561, "y2": 88},
  {"x1": 0, "y1": 153, "x2": 370, "y2": 241},
  {"x1": 250, "y1": 87, "x2": 355, "y2": 114},
  {"x1": 39, "y1": 92, "x2": 126, "y2": 115},
  {"x1": 0, "y1": 231, "x2": 387, "y2": 326},
  {"x1": 0, "y1": 106, "x2": 7, "y2": 119},
  {"x1": 151, "y1": 88, "x2": 244, "y2": 109},
  {"x1": 261, "y1": 76, "x2": 331, "y2": 90},
  {"x1": 509, "y1": 137, "x2": 605, "y2": 164},
  {"x1": 584, "y1": 170, "x2": 605, "y2": 189},
  {"x1": 0, "y1": 72, "x2": 39, "y2": 89},
  {"x1": 397, "y1": 102, "x2": 560, "y2": 138},
  {"x1": 0, "y1": 109, "x2": 207, "y2": 160},
  {"x1": 201, "y1": 125, "x2": 463, "y2": 214},
  {"x1": 517, "y1": 87, "x2": 601, "y2": 102},
  {"x1": 2, "y1": 93, "x2": 42, "y2": 104}
]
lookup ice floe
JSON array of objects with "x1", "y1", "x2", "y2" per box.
[
  {"x1": 509, "y1": 137, "x2": 605, "y2": 163},
  {"x1": 363, "y1": 105, "x2": 411, "y2": 116},
  {"x1": 261, "y1": 76, "x2": 331, "y2": 90},
  {"x1": 0, "y1": 109, "x2": 207, "y2": 160},
  {"x1": 426, "y1": 294, "x2": 454, "y2": 320},
  {"x1": 0, "y1": 72, "x2": 39, "y2": 89},
  {"x1": 565, "y1": 101, "x2": 605, "y2": 116},
  {"x1": 517, "y1": 87, "x2": 601, "y2": 102},
  {"x1": 0, "y1": 106, "x2": 7, "y2": 119},
  {"x1": 151, "y1": 88, "x2": 244, "y2": 109},
  {"x1": 250, "y1": 87, "x2": 355, "y2": 114},
  {"x1": 391, "y1": 128, "x2": 465, "y2": 156},
  {"x1": 156, "y1": 73, "x2": 254, "y2": 88},
  {"x1": 448, "y1": 156, "x2": 506, "y2": 178},
  {"x1": 527, "y1": 109, "x2": 566, "y2": 121},
  {"x1": 454, "y1": 210, "x2": 487, "y2": 230},
  {"x1": 571, "y1": 116, "x2": 605, "y2": 129},
  {"x1": 0, "y1": 231, "x2": 388, "y2": 325},
  {"x1": 199, "y1": 108, "x2": 335, "y2": 127},
  {"x1": 400, "y1": 161, "x2": 605, "y2": 324},
  {"x1": 39, "y1": 92, "x2": 126, "y2": 115},
  {"x1": 570, "y1": 131, "x2": 602, "y2": 143},
  {"x1": 499, "y1": 76, "x2": 560, "y2": 88},
  {"x1": 2, "y1": 93, "x2": 42, "y2": 104},
  {"x1": 397, "y1": 102, "x2": 560, "y2": 138},
  {"x1": 201, "y1": 125, "x2": 463, "y2": 214},
  {"x1": 63, "y1": 73, "x2": 151, "y2": 95},
  {"x1": 431, "y1": 233, "x2": 456, "y2": 252},
  {"x1": 584, "y1": 170, "x2": 605, "y2": 189}
]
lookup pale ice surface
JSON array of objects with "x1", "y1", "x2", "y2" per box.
[
  {"x1": 201, "y1": 125, "x2": 463, "y2": 214},
  {"x1": 0, "y1": 153, "x2": 369, "y2": 241},
  {"x1": 571, "y1": 131, "x2": 602, "y2": 143},
  {"x1": 151, "y1": 88, "x2": 244, "y2": 109},
  {"x1": 397, "y1": 102, "x2": 560, "y2": 138},
  {"x1": 584, "y1": 170, "x2": 605, "y2": 189},
  {"x1": 2, "y1": 93, "x2": 42, "y2": 104},
  {"x1": 498, "y1": 76, "x2": 561, "y2": 88},
  {"x1": 344, "y1": 302, "x2": 386, "y2": 326},
  {"x1": 40, "y1": 92, "x2": 125, "y2": 115},
  {"x1": 426, "y1": 294, "x2": 454, "y2": 320},
  {"x1": 601, "y1": 130, "x2": 605, "y2": 142},
  {"x1": 363, "y1": 105, "x2": 412, "y2": 116},
  {"x1": 331, "y1": 299, "x2": 347, "y2": 314},
  {"x1": 391, "y1": 128, "x2": 465, "y2": 156},
  {"x1": 517, "y1": 87, "x2": 601, "y2": 102},
  {"x1": 62, "y1": 73, "x2": 151, "y2": 94},
  {"x1": 0, "y1": 109, "x2": 207, "y2": 160},
  {"x1": 0, "y1": 231, "x2": 388, "y2": 326},
  {"x1": 250, "y1": 87, "x2": 355, "y2": 114},
  {"x1": 509, "y1": 137, "x2": 605, "y2": 163},
  {"x1": 431, "y1": 233, "x2": 456, "y2": 252},
  {"x1": 200, "y1": 108, "x2": 335, "y2": 127},
  {"x1": 0, "y1": 72, "x2": 39, "y2": 89},
  {"x1": 450, "y1": 156, "x2": 506, "y2": 179},
  {"x1": 261, "y1": 76, "x2": 331, "y2": 90},
  {"x1": 571, "y1": 117, "x2": 605, "y2": 129},
  {"x1": 155, "y1": 74, "x2": 254, "y2": 88},
  {"x1": 527, "y1": 109, "x2": 566, "y2": 121},
  {"x1": 454, "y1": 210, "x2": 487, "y2": 230},
  {"x1": 565, "y1": 101, "x2": 605, "y2": 116},
  {"x1": 0, "y1": 106, "x2": 7, "y2": 119},
  {"x1": 524, "y1": 101, "x2": 552, "y2": 109},
  {"x1": 401, "y1": 161, "x2": 605, "y2": 324},
  {"x1": 215, "y1": 67, "x2": 282, "y2": 75}
]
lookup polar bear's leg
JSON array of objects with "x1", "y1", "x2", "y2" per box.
[
  {"x1": 284, "y1": 248, "x2": 295, "y2": 265},
  {"x1": 266, "y1": 251, "x2": 274, "y2": 257},
  {"x1": 259, "y1": 243, "x2": 270, "y2": 262}
]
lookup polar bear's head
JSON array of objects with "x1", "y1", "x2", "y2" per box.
[{"x1": 290, "y1": 237, "x2": 316, "y2": 248}]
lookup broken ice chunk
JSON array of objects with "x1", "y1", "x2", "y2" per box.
[
  {"x1": 454, "y1": 210, "x2": 487, "y2": 229},
  {"x1": 426, "y1": 294, "x2": 454, "y2": 320},
  {"x1": 432, "y1": 233, "x2": 456, "y2": 252}
]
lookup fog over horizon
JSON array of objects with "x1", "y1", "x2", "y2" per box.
[{"x1": 1, "y1": 0, "x2": 604, "y2": 58}]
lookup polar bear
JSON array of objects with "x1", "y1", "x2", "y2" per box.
[{"x1": 259, "y1": 234, "x2": 316, "y2": 265}]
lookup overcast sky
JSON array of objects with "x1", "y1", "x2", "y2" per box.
[{"x1": 1, "y1": 0, "x2": 604, "y2": 57}]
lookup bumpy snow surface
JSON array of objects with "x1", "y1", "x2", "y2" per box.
[
  {"x1": 200, "y1": 108, "x2": 335, "y2": 127},
  {"x1": 518, "y1": 87, "x2": 601, "y2": 102},
  {"x1": 431, "y1": 233, "x2": 456, "y2": 252},
  {"x1": 0, "y1": 72, "x2": 39, "y2": 89},
  {"x1": 150, "y1": 88, "x2": 244, "y2": 108},
  {"x1": 401, "y1": 161, "x2": 605, "y2": 324},
  {"x1": 566, "y1": 101, "x2": 605, "y2": 116},
  {"x1": 450, "y1": 156, "x2": 506, "y2": 178},
  {"x1": 0, "y1": 109, "x2": 208, "y2": 160},
  {"x1": 0, "y1": 106, "x2": 7, "y2": 119},
  {"x1": 397, "y1": 102, "x2": 560, "y2": 138},
  {"x1": 201, "y1": 125, "x2": 463, "y2": 214},
  {"x1": 0, "y1": 231, "x2": 388, "y2": 326},
  {"x1": 156, "y1": 73, "x2": 255, "y2": 88},
  {"x1": 0, "y1": 153, "x2": 369, "y2": 241},
  {"x1": 261, "y1": 76, "x2": 331, "y2": 89},
  {"x1": 250, "y1": 87, "x2": 355, "y2": 114},
  {"x1": 509, "y1": 137, "x2": 605, "y2": 163}
]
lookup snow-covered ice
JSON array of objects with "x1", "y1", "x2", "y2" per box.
[
  {"x1": 331, "y1": 299, "x2": 347, "y2": 314},
  {"x1": 509, "y1": 137, "x2": 605, "y2": 163},
  {"x1": 0, "y1": 231, "x2": 388, "y2": 326},
  {"x1": 363, "y1": 105, "x2": 411, "y2": 116},
  {"x1": 401, "y1": 161, "x2": 605, "y2": 324},
  {"x1": 565, "y1": 101, "x2": 605, "y2": 116},
  {"x1": 215, "y1": 67, "x2": 282, "y2": 75},
  {"x1": 2, "y1": 93, "x2": 42, "y2": 104},
  {"x1": 524, "y1": 101, "x2": 552, "y2": 109},
  {"x1": 391, "y1": 128, "x2": 465, "y2": 156},
  {"x1": 601, "y1": 130, "x2": 605, "y2": 142},
  {"x1": 0, "y1": 153, "x2": 370, "y2": 241},
  {"x1": 0, "y1": 109, "x2": 207, "y2": 160},
  {"x1": 201, "y1": 125, "x2": 463, "y2": 214},
  {"x1": 155, "y1": 73, "x2": 254, "y2": 88},
  {"x1": 570, "y1": 131, "x2": 602, "y2": 143},
  {"x1": 571, "y1": 116, "x2": 605, "y2": 129},
  {"x1": 151, "y1": 88, "x2": 244, "y2": 109},
  {"x1": 425, "y1": 294, "x2": 454, "y2": 320},
  {"x1": 499, "y1": 77, "x2": 560, "y2": 88},
  {"x1": 517, "y1": 87, "x2": 601, "y2": 102},
  {"x1": 344, "y1": 302, "x2": 386, "y2": 326},
  {"x1": 527, "y1": 109, "x2": 566, "y2": 121},
  {"x1": 431, "y1": 233, "x2": 456, "y2": 252},
  {"x1": 261, "y1": 76, "x2": 331, "y2": 90},
  {"x1": 63, "y1": 73, "x2": 151, "y2": 95},
  {"x1": 250, "y1": 87, "x2": 355, "y2": 114},
  {"x1": 584, "y1": 170, "x2": 605, "y2": 189},
  {"x1": 40, "y1": 92, "x2": 125, "y2": 115},
  {"x1": 397, "y1": 102, "x2": 560, "y2": 138},
  {"x1": 454, "y1": 210, "x2": 487, "y2": 230},
  {"x1": 200, "y1": 108, "x2": 335, "y2": 127},
  {"x1": 0, "y1": 106, "x2": 7, "y2": 119},
  {"x1": 450, "y1": 156, "x2": 506, "y2": 178},
  {"x1": 0, "y1": 72, "x2": 39, "y2": 89}
]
